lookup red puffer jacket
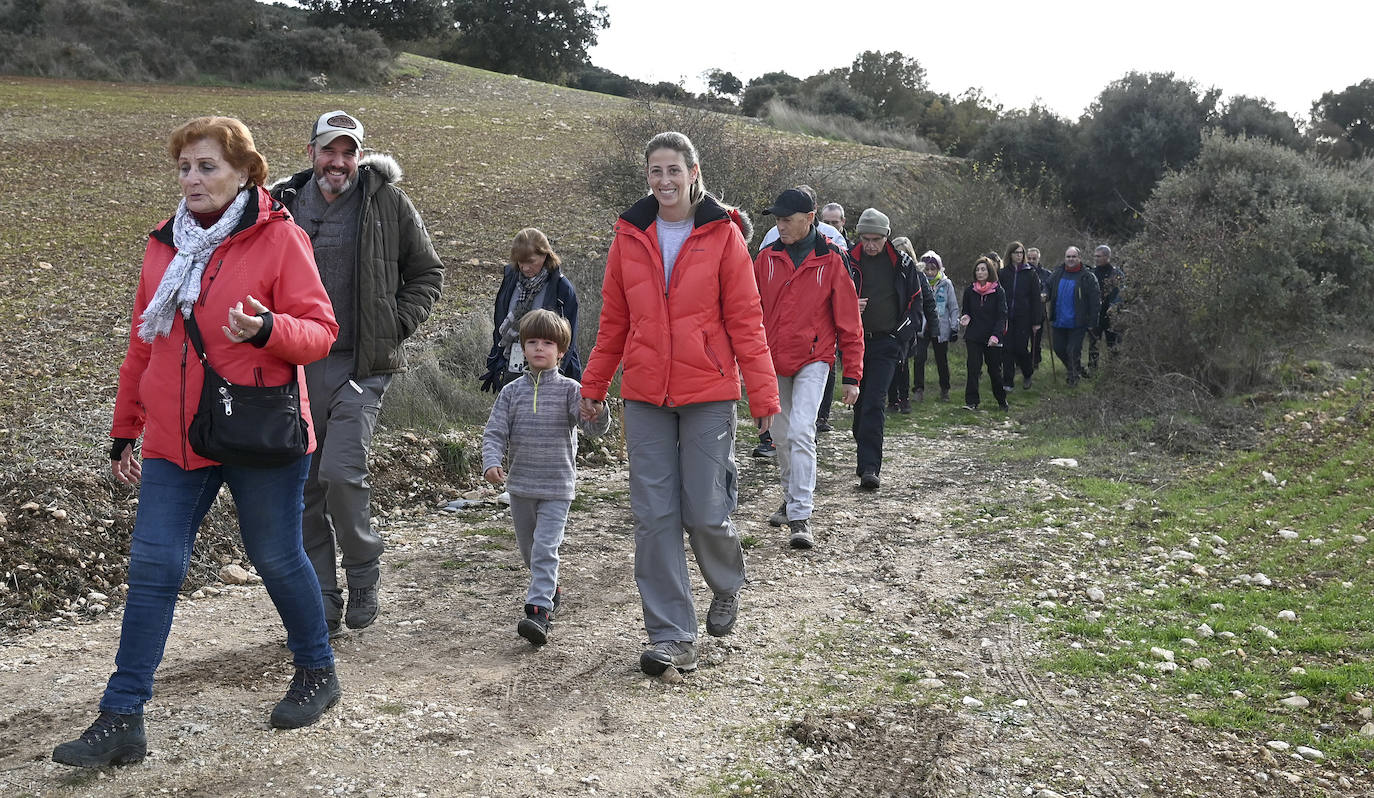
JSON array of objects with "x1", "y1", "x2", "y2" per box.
[
  {"x1": 111, "y1": 186, "x2": 339, "y2": 469},
  {"x1": 581, "y1": 195, "x2": 779, "y2": 419},
  {"x1": 754, "y1": 233, "x2": 865, "y2": 381}
]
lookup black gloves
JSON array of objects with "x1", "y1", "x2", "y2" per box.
[{"x1": 479, "y1": 369, "x2": 503, "y2": 393}]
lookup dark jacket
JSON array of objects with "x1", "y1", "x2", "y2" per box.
[
  {"x1": 486, "y1": 265, "x2": 581, "y2": 381},
  {"x1": 846, "y1": 241, "x2": 939, "y2": 346},
  {"x1": 270, "y1": 154, "x2": 444, "y2": 378},
  {"x1": 960, "y1": 282, "x2": 1008, "y2": 346},
  {"x1": 998, "y1": 263, "x2": 1046, "y2": 331},
  {"x1": 1094, "y1": 261, "x2": 1125, "y2": 325},
  {"x1": 1047, "y1": 264, "x2": 1101, "y2": 330}
]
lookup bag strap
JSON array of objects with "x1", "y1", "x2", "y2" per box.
[{"x1": 183, "y1": 310, "x2": 210, "y2": 365}]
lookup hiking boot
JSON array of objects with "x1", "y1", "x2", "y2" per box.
[
  {"x1": 1022, "y1": 376, "x2": 1032, "y2": 390},
  {"x1": 751, "y1": 438, "x2": 776, "y2": 458},
  {"x1": 913, "y1": 389, "x2": 924, "y2": 403},
  {"x1": 345, "y1": 582, "x2": 379, "y2": 630},
  {"x1": 816, "y1": 418, "x2": 833, "y2": 433},
  {"x1": 768, "y1": 502, "x2": 788, "y2": 527},
  {"x1": 859, "y1": 471, "x2": 880, "y2": 491},
  {"x1": 639, "y1": 640, "x2": 698, "y2": 675},
  {"x1": 270, "y1": 665, "x2": 341, "y2": 729},
  {"x1": 788, "y1": 518, "x2": 814, "y2": 549},
  {"x1": 886, "y1": 401, "x2": 900, "y2": 413},
  {"x1": 898, "y1": 399, "x2": 911, "y2": 414},
  {"x1": 52, "y1": 711, "x2": 146, "y2": 768},
  {"x1": 939, "y1": 389, "x2": 950, "y2": 402},
  {"x1": 963, "y1": 403, "x2": 978, "y2": 411},
  {"x1": 706, "y1": 592, "x2": 739, "y2": 637},
  {"x1": 551, "y1": 585, "x2": 563, "y2": 617},
  {"x1": 518, "y1": 604, "x2": 552, "y2": 646},
  {"x1": 999, "y1": 402, "x2": 1011, "y2": 411}
]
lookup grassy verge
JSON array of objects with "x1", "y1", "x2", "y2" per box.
[{"x1": 990, "y1": 371, "x2": 1374, "y2": 761}]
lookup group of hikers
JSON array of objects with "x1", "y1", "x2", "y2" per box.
[{"x1": 51, "y1": 112, "x2": 1122, "y2": 770}]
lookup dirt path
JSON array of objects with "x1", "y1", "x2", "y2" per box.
[{"x1": 0, "y1": 415, "x2": 1362, "y2": 797}]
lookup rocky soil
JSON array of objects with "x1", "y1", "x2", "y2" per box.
[{"x1": 3, "y1": 412, "x2": 1368, "y2": 798}]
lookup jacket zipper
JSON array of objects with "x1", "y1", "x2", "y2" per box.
[
  {"x1": 702, "y1": 331, "x2": 725, "y2": 376},
  {"x1": 180, "y1": 339, "x2": 190, "y2": 467}
]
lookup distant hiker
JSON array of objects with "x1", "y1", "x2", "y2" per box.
[
  {"x1": 578, "y1": 131, "x2": 779, "y2": 677},
  {"x1": 998, "y1": 240, "x2": 1044, "y2": 392},
  {"x1": 959, "y1": 255, "x2": 1010, "y2": 410},
  {"x1": 481, "y1": 227, "x2": 581, "y2": 391},
  {"x1": 848, "y1": 208, "x2": 937, "y2": 491},
  {"x1": 753, "y1": 189, "x2": 864, "y2": 550},
  {"x1": 885, "y1": 236, "x2": 925, "y2": 414},
  {"x1": 1046, "y1": 246, "x2": 1101, "y2": 387},
  {"x1": 270, "y1": 111, "x2": 444, "y2": 636},
  {"x1": 1088, "y1": 244, "x2": 1124, "y2": 375},
  {"x1": 753, "y1": 185, "x2": 846, "y2": 458},
  {"x1": 482, "y1": 310, "x2": 609, "y2": 646},
  {"x1": 915, "y1": 251, "x2": 960, "y2": 402},
  {"x1": 1027, "y1": 247, "x2": 1053, "y2": 370},
  {"x1": 54, "y1": 116, "x2": 341, "y2": 769},
  {"x1": 814, "y1": 201, "x2": 853, "y2": 434}
]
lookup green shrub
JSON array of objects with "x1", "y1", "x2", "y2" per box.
[{"x1": 1118, "y1": 133, "x2": 1374, "y2": 395}]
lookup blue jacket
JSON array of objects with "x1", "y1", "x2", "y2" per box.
[{"x1": 486, "y1": 265, "x2": 581, "y2": 381}]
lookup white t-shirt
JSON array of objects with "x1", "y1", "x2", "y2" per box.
[{"x1": 656, "y1": 216, "x2": 694, "y2": 290}]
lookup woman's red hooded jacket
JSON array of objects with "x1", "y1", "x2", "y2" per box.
[
  {"x1": 581, "y1": 195, "x2": 779, "y2": 419},
  {"x1": 111, "y1": 186, "x2": 338, "y2": 469}
]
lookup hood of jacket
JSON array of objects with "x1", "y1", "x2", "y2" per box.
[{"x1": 268, "y1": 152, "x2": 404, "y2": 205}]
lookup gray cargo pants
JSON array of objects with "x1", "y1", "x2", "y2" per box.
[
  {"x1": 302, "y1": 351, "x2": 390, "y2": 606},
  {"x1": 624, "y1": 400, "x2": 747, "y2": 643}
]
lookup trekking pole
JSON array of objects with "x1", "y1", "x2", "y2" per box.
[{"x1": 1048, "y1": 324, "x2": 1058, "y2": 381}]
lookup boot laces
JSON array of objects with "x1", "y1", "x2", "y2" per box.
[
  {"x1": 283, "y1": 667, "x2": 330, "y2": 705},
  {"x1": 81, "y1": 711, "x2": 129, "y2": 742}
]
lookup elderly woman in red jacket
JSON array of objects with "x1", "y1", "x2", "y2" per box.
[
  {"x1": 53, "y1": 117, "x2": 340, "y2": 769},
  {"x1": 580, "y1": 131, "x2": 779, "y2": 677}
]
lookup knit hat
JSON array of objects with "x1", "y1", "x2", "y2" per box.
[
  {"x1": 855, "y1": 208, "x2": 890, "y2": 236},
  {"x1": 919, "y1": 250, "x2": 942, "y2": 270}
]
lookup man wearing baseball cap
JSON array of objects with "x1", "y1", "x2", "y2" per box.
[
  {"x1": 847, "y1": 208, "x2": 936, "y2": 491},
  {"x1": 754, "y1": 189, "x2": 864, "y2": 548},
  {"x1": 271, "y1": 111, "x2": 444, "y2": 636}
]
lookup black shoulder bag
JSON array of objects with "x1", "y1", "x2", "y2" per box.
[{"x1": 184, "y1": 312, "x2": 309, "y2": 468}]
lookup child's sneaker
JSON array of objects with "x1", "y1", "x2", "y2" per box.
[{"x1": 518, "y1": 604, "x2": 551, "y2": 646}]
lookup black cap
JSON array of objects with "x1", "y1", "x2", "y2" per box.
[{"x1": 763, "y1": 188, "x2": 815, "y2": 216}]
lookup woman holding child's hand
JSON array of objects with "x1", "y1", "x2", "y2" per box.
[{"x1": 579, "y1": 131, "x2": 779, "y2": 678}]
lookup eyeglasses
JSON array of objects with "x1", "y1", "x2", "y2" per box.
[{"x1": 1013, "y1": 250, "x2": 1025, "y2": 254}]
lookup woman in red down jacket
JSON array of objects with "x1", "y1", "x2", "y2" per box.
[
  {"x1": 579, "y1": 131, "x2": 778, "y2": 678},
  {"x1": 53, "y1": 116, "x2": 341, "y2": 771}
]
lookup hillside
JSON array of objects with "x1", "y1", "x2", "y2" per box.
[{"x1": 0, "y1": 54, "x2": 948, "y2": 629}]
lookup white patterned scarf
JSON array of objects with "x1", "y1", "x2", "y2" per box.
[
  {"x1": 497, "y1": 269, "x2": 551, "y2": 347},
  {"x1": 138, "y1": 189, "x2": 251, "y2": 342}
]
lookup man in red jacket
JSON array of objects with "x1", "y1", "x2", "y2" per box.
[{"x1": 754, "y1": 190, "x2": 864, "y2": 548}]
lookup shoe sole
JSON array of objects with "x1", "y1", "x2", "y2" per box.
[
  {"x1": 344, "y1": 610, "x2": 377, "y2": 630},
  {"x1": 517, "y1": 619, "x2": 549, "y2": 646},
  {"x1": 705, "y1": 618, "x2": 736, "y2": 637},
  {"x1": 52, "y1": 744, "x2": 147, "y2": 768},
  {"x1": 789, "y1": 534, "x2": 815, "y2": 549},
  {"x1": 270, "y1": 690, "x2": 341, "y2": 730},
  {"x1": 639, "y1": 652, "x2": 698, "y2": 676}
]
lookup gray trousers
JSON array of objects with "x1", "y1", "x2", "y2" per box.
[
  {"x1": 624, "y1": 400, "x2": 746, "y2": 643},
  {"x1": 302, "y1": 351, "x2": 391, "y2": 603},
  {"x1": 509, "y1": 493, "x2": 571, "y2": 611},
  {"x1": 773, "y1": 361, "x2": 828, "y2": 522}
]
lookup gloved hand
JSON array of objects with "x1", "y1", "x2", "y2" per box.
[
  {"x1": 949, "y1": 331, "x2": 958, "y2": 343},
  {"x1": 479, "y1": 369, "x2": 503, "y2": 393}
]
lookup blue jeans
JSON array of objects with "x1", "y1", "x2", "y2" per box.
[{"x1": 100, "y1": 456, "x2": 333, "y2": 715}]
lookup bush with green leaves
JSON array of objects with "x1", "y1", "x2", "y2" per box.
[{"x1": 1119, "y1": 132, "x2": 1374, "y2": 395}]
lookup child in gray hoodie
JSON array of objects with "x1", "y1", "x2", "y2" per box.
[{"x1": 483, "y1": 309, "x2": 611, "y2": 645}]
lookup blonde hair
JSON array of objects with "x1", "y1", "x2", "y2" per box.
[
  {"x1": 168, "y1": 116, "x2": 268, "y2": 187},
  {"x1": 890, "y1": 236, "x2": 917, "y2": 261},
  {"x1": 510, "y1": 227, "x2": 561, "y2": 271}
]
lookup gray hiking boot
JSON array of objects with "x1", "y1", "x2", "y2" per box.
[
  {"x1": 706, "y1": 592, "x2": 739, "y2": 637},
  {"x1": 767, "y1": 502, "x2": 788, "y2": 527},
  {"x1": 52, "y1": 711, "x2": 146, "y2": 768},
  {"x1": 345, "y1": 581, "x2": 379, "y2": 630},
  {"x1": 788, "y1": 518, "x2": 814, "y2": 549},
  {"x1": 639, "y1": 640, "x2": 698, "y2": 675}
]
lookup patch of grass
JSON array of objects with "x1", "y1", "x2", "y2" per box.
[
  {"x1": 377, "y1": 702, "x2": 407, "y2": 716},
  {"x1": 1004, "y1": 372, "x2": 1374, "y2": 761},
  {"x1": 439, "y1": 559, "x2": 464, "y2": 570}
]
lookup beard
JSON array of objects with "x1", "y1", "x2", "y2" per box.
[{"x1": 315, "y1": 171, "x2": 355, "y2": 197}]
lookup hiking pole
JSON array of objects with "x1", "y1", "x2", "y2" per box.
[{"x1": 1048, "y1": 324, "x2": 1058, "y2": 381}]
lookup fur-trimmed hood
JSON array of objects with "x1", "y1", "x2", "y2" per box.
[{"x1": 268, "y1": 152, "x2": 404, "y2": 200}]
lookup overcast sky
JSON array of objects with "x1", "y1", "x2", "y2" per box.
[{"x1": 587, "y1": 1, "x2": 1372, "y2": 121}]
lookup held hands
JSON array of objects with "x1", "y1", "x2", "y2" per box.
[
  {"x1": 222, "y1": 294, "x2": 269, "y2": 343},
  {"x1": 484, "y1": 465, "x2": 505, "y2": 485},
  {"x1": 579, "y1": 396, "x2": 605, "y2": 422},
  {"x1": 959, "y1": 314, "x2": 971, "y2": 328},
  {"x1": 840, "y1": 385, "x2": 860, "y2": 406},
  {"x1": 856, "y1": 297, "x2": 869, "y2": 312},
  {"x1": 989, "y1": 335, "x2": 1001, "y2": 347},
  {"x1": 755, "y1": 414, "x2": 774, "y2": 434}
]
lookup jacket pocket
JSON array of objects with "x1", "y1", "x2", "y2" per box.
[{"x1": 702, "y1": 331, "x2": 725, "y2": 376}]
